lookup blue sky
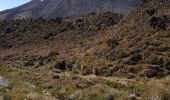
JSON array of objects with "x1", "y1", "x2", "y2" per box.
[{"x1": 0, "y1": 0, "x2": 31, "y2": 11}]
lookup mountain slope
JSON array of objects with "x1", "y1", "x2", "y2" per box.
[
  {"x1": 0, "y1": 0, "x2": 142, "y2": 20},
  {"x1": 1, "y1": 0, "x2": 170, "y2": 99},
  {"x1": 0, "y1": 0, "x2": 170, "y2": 78},
  {"x1": 88, "y1": 0, "x2": 170, "y2": 77}
]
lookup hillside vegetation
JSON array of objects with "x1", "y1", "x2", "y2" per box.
[{"x1": 0, "y1": 0, "x2": 170, "y2": 99}]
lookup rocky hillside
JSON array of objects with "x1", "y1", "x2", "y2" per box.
[
  {"x1": 0, "y1": 0, "x2": 143, "y2": 20},
  {"x1": 1, "y1": 0, "x2": 170, "y2": 99},
  {"x1": 89, "y1": 0, "x2": 170, "y2": 78},
  {"x1": 0, "y1": 12, "x2": 122, "y2": 50},
  {"x1": 0, "y1": 12, "x2": 123, "y2": 72},
  {"x1": 0, "y1": 0, "x2": 170, "y2": 85}
]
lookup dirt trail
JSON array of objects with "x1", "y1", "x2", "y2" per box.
[{"x1": 58, "y1": 72, "x2": 136, "y2": 86}]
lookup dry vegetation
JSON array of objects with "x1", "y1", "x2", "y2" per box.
[{"x1": 0, "y1": 0, "x2": 170, "y2": 99}]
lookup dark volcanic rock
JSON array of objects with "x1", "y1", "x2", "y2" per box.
[
  {"x1": 149, "y1": 15, "x2": 170, "y2": 30},
  {"x1": 54, "y1": 60, "x2": 74, "y2": 71},
  {"x1": 54, "y1": 61, "x2": 67, "y2": 70},
  {"x1": 141, "y1": 65, "x2": 165, "y2": 78},
  {"x1": 122, "y1": 53, "x2": 143, "y2": 65},
  {"x1": 0, "y1": 0, "x2": 143, "y2": 20},
  {"x1": 23, "y1": 55, "x2": 52, "y2": 67}
]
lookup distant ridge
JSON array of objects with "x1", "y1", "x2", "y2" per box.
[{"x1": 0, "y1": 0, "x2": 143, "y2": 20}]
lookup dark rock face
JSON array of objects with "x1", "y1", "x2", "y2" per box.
[
  {"x1": 142, "y1": 69, "x2": 158, "y2": 78},
  {"x1": 149, "y1": 16, "x2": 168, "y2": 30},
  {"x1": 54, "y1": 61, "x2": 67, "y2": 70},
  {"x1": 23, "y1": 52, "x2": 58, "y2": 67},
  {"x1": 141, "y1": 65, "x2": 165, "y2": 78},
  {"x1": 54, "y1": 60, "x2": 74, "y2": 71},
  {"x1": 148, "y1": 14, "x2": 170, "y2": 31},
  {"x1": 122, "y1": 53, "x2": 143, "y2": 65},
  {"x1": 0, "y1": 0, "x2": 143, "y2": 20},
  {"x1": 23, "y1": 55, "x2": 52, "y2": 67}
]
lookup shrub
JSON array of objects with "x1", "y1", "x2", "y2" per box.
[
  {"x1": 149, "y1": 15, "x2": 168, "y2": 30},
  {"x1": 145, "y1": 9, "x2": 156, "y2": 16},
  {"x1": 106, "y1": 38, "x2": 119, "y2": 48}
]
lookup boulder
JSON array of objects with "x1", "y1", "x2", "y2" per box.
[
  {"x1": 128, "y1": 94, "x2": 137, "y2": 100},
  {"x1": 54, "y1": 60, "x2": 74, "y2": 71},
  {"x1": 54, "y1": 61, "x2": 67, "y2": 70},
  {"x1": 128, "y1": 93, "x2": 141, "y2": 100},
  {"x1": 141, "y1": 65, "x2": 164, "y2": 78},
  {"x1": 149, "y1": 15, "x2": 168, "y2": 30},
  {"x1": 123, "y1": 53, "x2": 143, "y2": 65},
  {"x1": 141, "y1": 68, "x2": 163, "y2": 78}
]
